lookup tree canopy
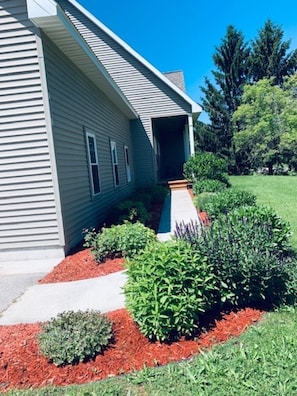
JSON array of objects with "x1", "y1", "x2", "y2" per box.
[
  {"x1": 233, "y1": 75, "x2": 297, "y2": 173},
  {"x1": 250, "y1": 20, "x2": 297, "y2": 85},
  {"x1": 197, "y1": 19, "x2": 297, "y2": 173}
]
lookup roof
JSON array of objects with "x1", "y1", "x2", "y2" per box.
[
  {"x1": 67, "y1": 0, "x2": 202, "y2": 117},
  {"x1": 27, "y1": 0, "x2": 202, "y2": 118},
  {"x1": 26, "y1": 0, "x2": 138, "y2": 119}
]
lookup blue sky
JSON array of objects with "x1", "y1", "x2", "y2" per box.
[{"x1": 78, "y1": 0, "x2": 297, "y2": 122}]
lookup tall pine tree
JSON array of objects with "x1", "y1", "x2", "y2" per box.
[
  {"x1": 200, "y1": 26, "x2": 250, "y2": 170},
  {"x1": 250, "y1": 20, "x2": 297, "y2": 86}
]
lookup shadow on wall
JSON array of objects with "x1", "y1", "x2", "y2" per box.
[{"x1": 157, "y1": 192, "x2": 171, "y2": 234}]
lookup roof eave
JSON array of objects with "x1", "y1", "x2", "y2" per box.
[
  {"x1": 67, "y1": 0, "x2": 202, "y2": 116},
  {"x1": 26, "y1": 0, "x2": 138, "y2": 120}
]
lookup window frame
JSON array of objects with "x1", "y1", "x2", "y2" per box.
[
  {"x1": 85, "y1": 130, "x2": 101, "y2": 196},
  {"x1": 124, "y1": 145, "x2": 131, "y2": 183},
  {"x1": 110, "y1": 140, "x2": 120, "y2": 187}
]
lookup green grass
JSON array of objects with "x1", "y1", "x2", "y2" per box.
[
  {"x1": 231, "y1": 175, "x2": 297, "y2": 249},
  {"x1": 7, "y1": 175, "x2": 297, "y2": 395}
]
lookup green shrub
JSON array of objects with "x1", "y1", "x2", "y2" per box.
[
  {"x1": 113, "y1": 200, "x2": 151, "y2": 224},
  {"x1": 183, "y1": 152, "x2": 230, "y2": 185},
  {"x1": 194, "y1": 192, "x2": 216, "y2": 211},
  {"x1": 107, "y1": 185, "x2": 168, "y2": 226},
  {"x1": 203, "y1": 188, "x2": 257, "y2": 220},
  {"x1": 174, "y1": 220, "x2": 203, "y2": 245},
  {"x1": 228, "y1": 205, "x2": 292, "y2": 255},
  {"x1": 193, "y1": 179, "x2": 227, "y2": 195},
  {"x1": 124, "y1": 240, "x2": 218, "y2": 341},
  {"x1": 136, "y1": 185, "x2": 169, "y2": 204},
  {"x1": 84, "y1": 222, "x2": 156, "y2": 262},
  {"x1": 38, "y1": 310, "x2": 113, "y2": 366},
  {"x1": 184, "y1": 215, "x2": 292, "y2": 307},
  {"x1": 131, "y1": 192, "x2": 152, "y2": 210}
]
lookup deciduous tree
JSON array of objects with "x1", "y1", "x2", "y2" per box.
[{"x1": 233, "y1": 75, "x2": 297, "y2": 173}]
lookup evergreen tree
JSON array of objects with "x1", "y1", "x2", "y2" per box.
[
  {"x1": 200, "y1": 26, "x2": 250, "y2": 169},
  {"x1": 250, "y1": 20, "x2": 297, "y2": 85}
]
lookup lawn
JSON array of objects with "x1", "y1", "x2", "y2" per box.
[
  {"x1": 7, "y1": 175, "x2": 297, "y2": 395},
  {"x1": 230, "y1": 175, "x2": 297, "y2": 249}
]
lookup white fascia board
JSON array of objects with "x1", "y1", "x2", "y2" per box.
[
  {"x1": 68, "y1": 0, "x2": 202, "y2": 116},
  {"x1": 27, "y1": 0, "x2": 58, "y2": 18},
  {"x1": 26, "y1": 0, "x2": 138, "y2": 120}
]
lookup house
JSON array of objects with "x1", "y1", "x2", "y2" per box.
[{"x1": 0, "y1": 0, "x2": 202, "y2": 263}]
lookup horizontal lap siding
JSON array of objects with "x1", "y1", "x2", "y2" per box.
[
  {"x1": 0, "y1": 1, "x2": 62, "y2": 252},
  {"x1": 57, "y1": 0, "x2": 192, "y2": 185},
  {"x1": 43, "y1": 35, "x2": 135, "y2": 251}
]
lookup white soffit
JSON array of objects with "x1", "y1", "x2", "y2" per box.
[{"x1": 26, "y1": 0, "x2": 138, "y2": 119}]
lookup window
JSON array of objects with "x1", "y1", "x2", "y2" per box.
[
  {"x1": 86, "y1": 131, "x2": 101, "y2": 195},
  {"x1": 124, "y1": 145, "x2": 131, "y2": 182},
  {"x1": 110, "y1": 140, "x2": 119, "y2": 186}
]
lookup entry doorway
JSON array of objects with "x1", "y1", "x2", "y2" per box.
[{"x1": 152, "y1": 115, "x2": 189, "y2": 181}]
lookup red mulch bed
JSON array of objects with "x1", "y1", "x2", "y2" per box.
[
  {"x1": 0, "y1": 250, "x2": 264, "y2": 392},
  {"x1": 38, "y1": 249, "x2": 125, "y2": 284},
  {"x1": 0, "y1": 306, "x2": 263, "y2": 392},
  {"x1": 0, "y1": 205, "x2": 263, "y2": 392}
]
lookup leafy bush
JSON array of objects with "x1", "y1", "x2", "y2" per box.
[
  {"x1": 203, "y1": 188, "x2": 257, "y2": 220},
  {"x1": 228, "y1": 205, "x2": 292, "y2": 255},
  {"x1": 84, "y1": 222, "x2": 156, "y2": 262},
  {"x1": 183, "y1": 152, "x2": 230, "y2": 185},
  {"x1": 176, "y1": 213, "x2": 293, "y2": 307},
  {"x1": 136, "y1": 185, "x2": 169, "y2": 204},
  {"x1": 194, "y1": 192, "x2": 216, "y2": 211},
  {"x1": 124, "y1": 240, "x2": 218, "y2": 341},
  {"x1": 107, "y1": 185, "x2": 168, "y2": 226},
  {"x1": 113, "y1": 200, "x2": 151, "y2": 224},
  {"x1": 38, "y1": 310, "x2": 113, "y2": 366},
  {"x1": 193, "y1": 179, "x2": 227, "y2": 195}
]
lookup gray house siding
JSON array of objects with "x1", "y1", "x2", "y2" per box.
[
  {"x1": 56, "y1": 0, "x2": 193, "y2": 185},
  {"x1": 0, "y1": 0, "x2": 64, "y2": 259},
  {"x1": 42, "y1": 34, "x2": 136, "y2": 251}
]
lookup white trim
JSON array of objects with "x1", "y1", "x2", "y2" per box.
[
  {"x1": 68, "y1": 0, "x2": 202, "y2": 115},
  {"x1": 124, "y1": 145, "x2": 131, "y2": 183},
  {"x1": 110, "y1": 140, "x2": 119, "y2": 187},
  {"x1": 85, "y1": 130, "x2": 101, "y2": 196},
  {"x1": 35, "y1": 26, "x2": 66, "y2": 247},
  {"x1": 27, "y1": 0, "x2": 57, "y2": 18},
  {"x1": 26, "y1": 0, "x2": 138, "y2": 120},
  {"x1": 188, "y1": 115, "x2": 195, "y2": 156}
]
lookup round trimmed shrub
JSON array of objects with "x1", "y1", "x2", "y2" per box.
[
  {"x1": 38, "y1": 310, "x2": 113, "y2": 366},
  {"x1": 124, "y1": 240, "x2": 218, "y2": 341},
  {"x1": 84, "y1": 222, "x2": 156, "y2": 262}
]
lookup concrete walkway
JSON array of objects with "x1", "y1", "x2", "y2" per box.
[{"x1": 0, "y1": 189, "x2": 199, "y2": 325}]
